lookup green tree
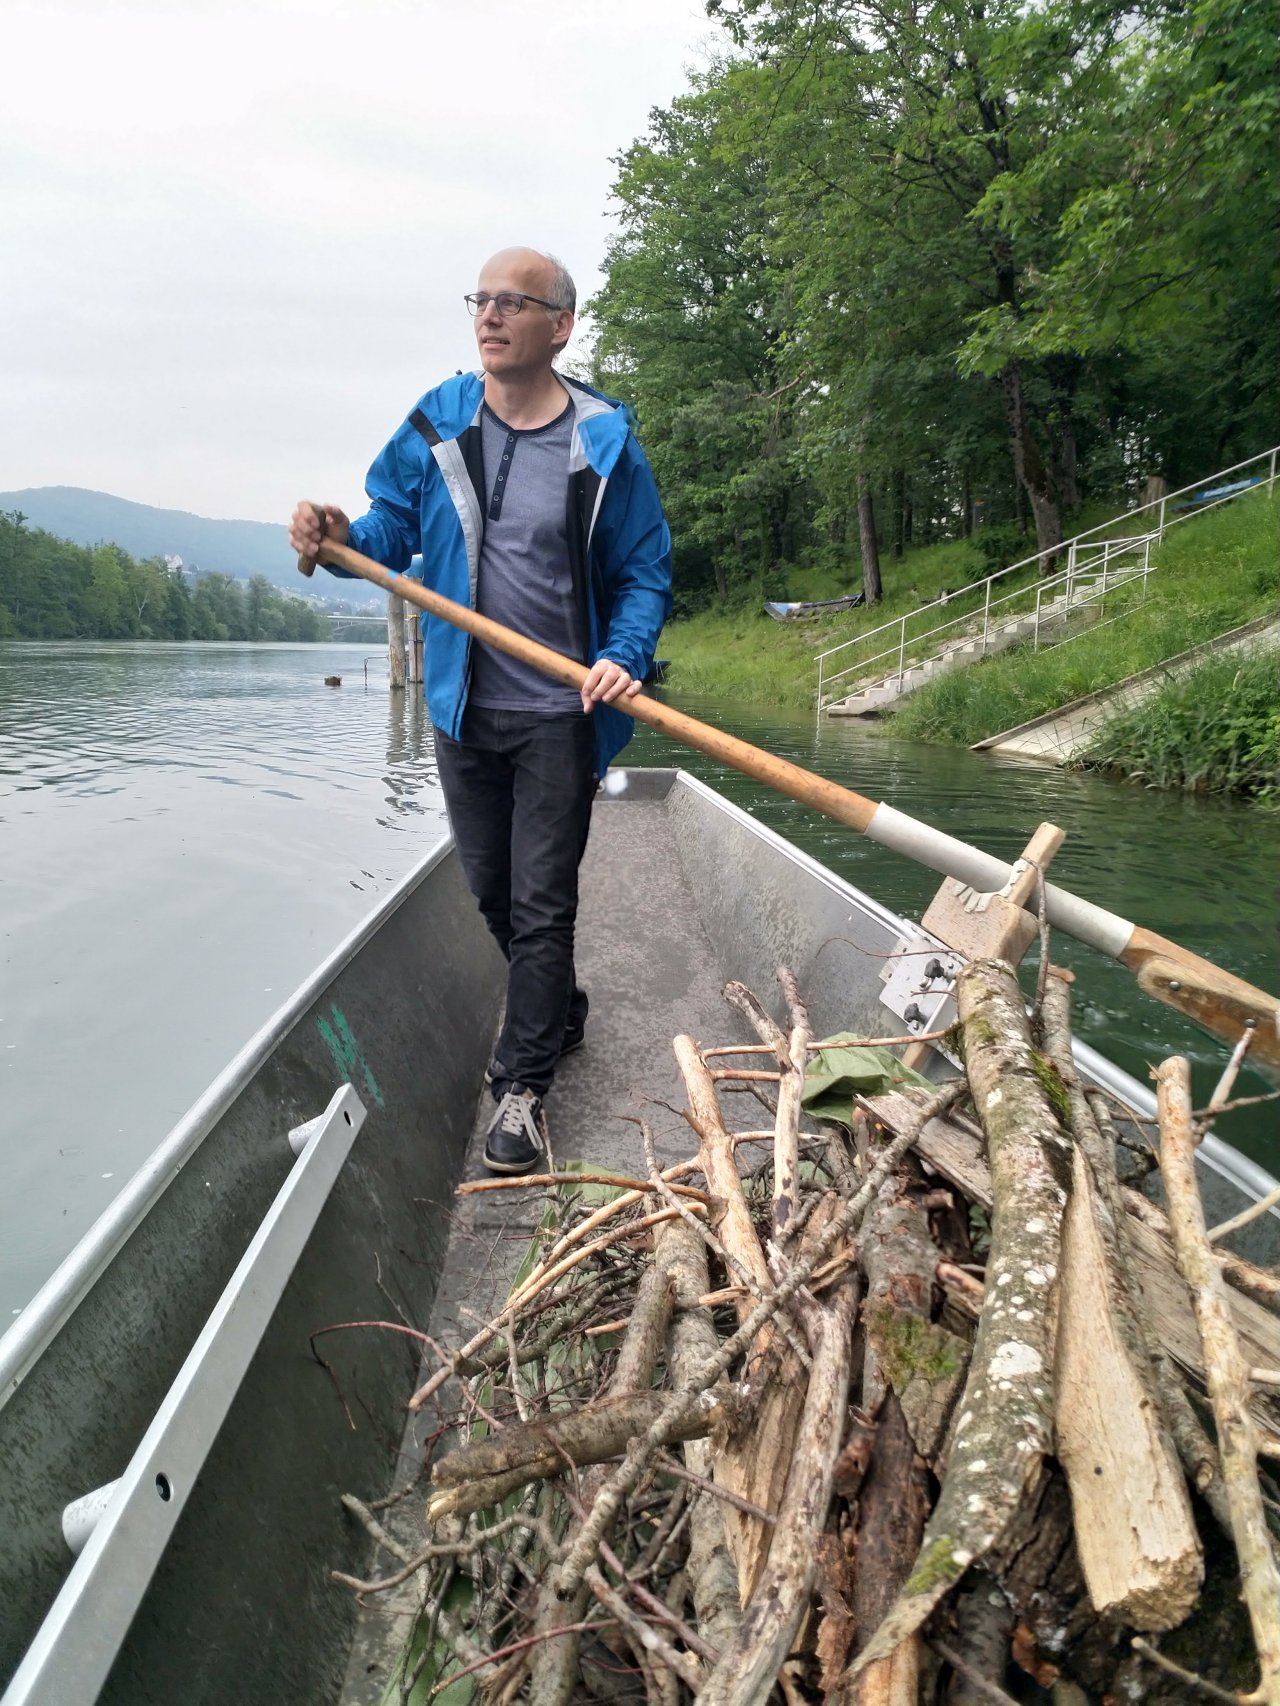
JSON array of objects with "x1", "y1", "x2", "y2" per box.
[
  {"x1": 165, "y1": 569, "x2": 194, "y2": 640},
  {"x1": 589, "y1": 65, "x2": 800, "y2": 607},
  {"x1": 588, "y1": 0, "x2": 1278, "y2": 607},
  {"x1": 716, "y1": 0, "x2": 1142, "y2": 565},
  {"x1": 0, "y1": 517, "x2": 333, "y2": 643},
  {"x1": 960, "y1": 0, "x2": 1280, "y2": 482}
]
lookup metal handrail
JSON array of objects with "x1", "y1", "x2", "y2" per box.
[
  {"x1": 815, "y1": 443, "x2": 1278, "y2": 709},
  {"x1": 816, "y1": 531, "x2": 1155, "y2": 704}
]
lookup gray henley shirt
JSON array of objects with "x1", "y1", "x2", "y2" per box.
[{"x1": 468, "y1": 399, "x2": 584, "y2": 714}]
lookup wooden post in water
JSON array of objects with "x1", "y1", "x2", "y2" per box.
[
  {"x1": 387, "y1": 590, "x2": 407, "y2": 691},
  {"x1": 405, "y1": 599, "x2": 423, "y2": 684}
]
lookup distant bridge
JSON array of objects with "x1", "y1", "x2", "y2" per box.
[{"x1": 325, "y1": 611, "x2": 387, "y2": 631}]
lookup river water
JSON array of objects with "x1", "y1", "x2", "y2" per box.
[{"x1": 2, "y1": 640, "x2": 1276, "y2": 1320}]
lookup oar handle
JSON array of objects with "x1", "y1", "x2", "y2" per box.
[
  {"x1": 295, "y1": 502, "x2": 327, "y2": 578},
  {"x1": 303, "y1": 535, "x2": 1280, "y2": 1069}
]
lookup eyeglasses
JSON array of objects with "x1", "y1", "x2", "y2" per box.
[{"x1": 464, "y1": 290, "x2": 567, "y2": 318}]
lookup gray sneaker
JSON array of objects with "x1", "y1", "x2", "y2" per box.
[{"x1": 483, "y1": 1087, "x2": 549, "y2": 1175}]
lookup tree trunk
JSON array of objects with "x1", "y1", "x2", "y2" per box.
[
  {"x1": 1002, "y1": 360, "x2": 1062, "y2": 572},
  {"x1": 1049, "y1": 359, "x2": 1082, "y2": 514},
  {"x1": 769, "y1": 502, "x2": 785, "y2": 571},
  {"x1": 718, "y1": 545, "x2": 733, "y2": 605},
  {"x1": 1054, "y1": 423, "x2": 1079, "y2": 514},
  {"x1": 858, "y1": 471, "x2": 882, "y2": 605},
  {"x1": 892, "y1": 470, "x2": 906, "y2": 559}
]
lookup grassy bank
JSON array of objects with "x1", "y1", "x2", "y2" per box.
[
  {"x1": 661, "y1": 535, "x2": 1017, "y2": 708},
  {"x1": 1073, "y1": 651, "x2": 1280, "y2": 804},
  {"x1": 886, "y1": 492, "x2": 1279, "y2": 744},
  {"x1": 658, "y1": 491, "x2": 1276, "y2": 712}
]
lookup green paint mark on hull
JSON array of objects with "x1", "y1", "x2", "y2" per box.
[{"x1": 317, "y1": 1006, "x2": 385, "y2": 1108}]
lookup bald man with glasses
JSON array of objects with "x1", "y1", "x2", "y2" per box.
[{"x1": 290, "y1": 248, "x2": 673, "y2": 1174}]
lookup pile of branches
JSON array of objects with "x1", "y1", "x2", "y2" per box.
[{"x1": 339, "y1": 960, "x2": 1280, "y2": 1706}]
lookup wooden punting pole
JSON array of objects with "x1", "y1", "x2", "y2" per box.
[{"x1": 298, "y1": 530, "x2": 1280, "y2": 1069}]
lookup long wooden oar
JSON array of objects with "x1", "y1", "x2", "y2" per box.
[{"x1": 300, "y1": 534, "x2": 1280, "y2": 1069}]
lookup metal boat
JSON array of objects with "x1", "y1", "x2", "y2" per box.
[{"x1": 2, "y1": 769, "x2": 1275, "y2": 1705}]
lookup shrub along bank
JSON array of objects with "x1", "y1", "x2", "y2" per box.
[{"x1": 1073, "y1": 652, "x2": 1280, "y2": 805}]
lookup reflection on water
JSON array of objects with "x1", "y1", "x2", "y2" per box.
[
  {"x1": 380, "y1": 688, "x2": 434, "y2": 825},
  {"x1": 0, "y1": 645, "x2": 1276, "y2": 1319}
]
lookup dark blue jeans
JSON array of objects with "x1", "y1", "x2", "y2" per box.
[{"x1": 434, "y1": 705, "x2": 596, "y2": 1097}]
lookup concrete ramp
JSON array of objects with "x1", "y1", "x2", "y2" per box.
[{"x1": 973, "y1": 614, "x2": 1280, "y2": 764}]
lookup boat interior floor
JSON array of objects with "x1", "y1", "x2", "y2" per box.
[{"x1": 339, "y1": 790, "x2": 782, "y2": 1701}]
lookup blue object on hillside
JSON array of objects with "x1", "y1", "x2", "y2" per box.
[{"x1": 1169, "y1": 475, "x2": 1264, "y2": 511}]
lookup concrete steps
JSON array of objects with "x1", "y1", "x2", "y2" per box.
[{"x1": 826, "y1": 565, "x2": 1145, "y2": 718}]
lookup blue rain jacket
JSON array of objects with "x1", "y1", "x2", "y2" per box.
[{"x1": 328, "y1": 371, "x2": 673, "y2": 774}]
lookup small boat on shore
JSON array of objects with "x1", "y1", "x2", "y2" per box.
[
  {"x1": 1, "y1": 768, "x2": 1276, "y2": 1705},
  {"x1": 764, "y1": 593, "x2": 866, "y2": 622}
]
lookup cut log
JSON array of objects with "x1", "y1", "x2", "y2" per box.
[
  {"x1": 526, "y1": 1257, "x2": 676, "y2": 1706},
  {"x1": 846, "y1": 958, "x2": 1068, "y2": 1678},
  {"x1": 849, "y1": 1162, "x2": 948, "y2": 1704},
  {"x1": 943, "y1": 1567, "x2": 1016, "y2": 1706},
  {"x1": 654, "y1": 1212, "x2": 742, "y2": 1657},
  {"x1": 427, "y1": 1386, "x2": 726, "y2": 1521},
  {"x1": 1042, "y1": 973, "x2": 1202, "y2": 1630},
  {"x1": 1156, "y1": 1057, "x2": 1280, "y2": 1705},
  {"x1": 721, "y1": 971, "x2": 810, "y2": 1240},
  {"x1": 864, "y1": 1088, "x2": 1280, "y2": 1432},
  {"x1": 674, "y1": 1032, "x2": 807, "y2": 1601},
  {"x1": 845, "y1": 1394, "x2": 929, "y2": 1706},
  {"x1": 1055, "y1": 1144, "x2": 1203, "y2": 1628},
  {"x1": 694, "y1": 1261, "x2": 859, "y2": 1706},
  {"x1": 859, "y1": 1171, "x2": 968, "y2": 1462}
]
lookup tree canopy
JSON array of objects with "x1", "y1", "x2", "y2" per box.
[{"x1": 588, "y1": 0, "x2": 1279, "y2": 607}]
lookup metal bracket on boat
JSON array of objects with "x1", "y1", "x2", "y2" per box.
[
  {"x1": 8, "y1": 1082, "x2": 367, "y2": 1706},
  {"x1": 287, "y1": 1112, "x2": 325, "y2": 1156},
  {"x1": 879, "y1": 929, "x2": 963, "y2": 1039},
  {"x1": 60, "y1": 1480, "x2": 122, "y2": 1558}
]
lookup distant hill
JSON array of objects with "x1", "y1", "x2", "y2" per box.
[{"x1": 0, "y1": 486, "x2": 382, "y2": 607}]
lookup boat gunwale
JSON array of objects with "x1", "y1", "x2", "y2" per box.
[{"x1": 0, "y1": 835, "x2": 456, "y2": 1402}]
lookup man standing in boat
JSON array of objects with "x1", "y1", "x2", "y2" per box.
[{"x1": 289, "y1": 248, "x2": 672, "y2": 1174}]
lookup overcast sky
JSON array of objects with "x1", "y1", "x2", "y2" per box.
[{"x1": 1, "y1": 0, "x2": 716, "y2": 522}]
